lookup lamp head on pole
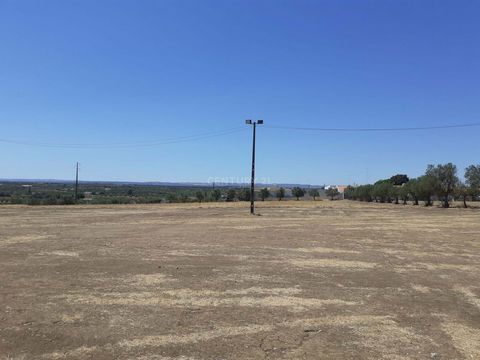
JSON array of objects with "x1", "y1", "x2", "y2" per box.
[{"x1": 245, "y1": 119, "x2": 264, "y2": 125}]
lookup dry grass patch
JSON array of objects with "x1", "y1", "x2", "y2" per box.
[
  {"x1": 290, "y1": 258, "x2": 377, "y2": 269},
  {"x1": 296, "y1": 246, "x2": 361, "y2": 254},
  {"x1": 453, "y1": 286, "x2": 480, "y2": 310},
  {"x1": 126, "y1": 274, "x2": 174, "y2": 286},
  {"x1": 61, "y1": 290, "x2": 356, "y2": 311},
  {"x1": 411, "y1": 284, "x2": 433, "y2": 294},
  {"x1": 442, "y1": 322, "x2": 480, "y2": 358},
  {"x1": 43, "y1": 315, "x2": 408, "y2": 358},
  {"x1": 395, "y1": 263, "x2": 478, "y2": 273},
  {"x1": 1, "y1": 234, "x2": 51, "y2": 246},
  {"x1": 118, "y1": 324, "x2": 273, "y2": 349},
  {"x1": 40, "y1": 251, "x2": 79, "y2": 257}
]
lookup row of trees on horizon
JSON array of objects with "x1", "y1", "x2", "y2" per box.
[
  {"x1": 197, "y1": 186, "x2": 336, "y2": 203},
  {"x1": 5, "y1": 163, "x2": 479, "y2": 207},
  {"x1": 344, "y1": 163, "x2": 480, "y2": 208},
  {"x1": 0, "y1": 182, "x2": 336, "y2": 205}
]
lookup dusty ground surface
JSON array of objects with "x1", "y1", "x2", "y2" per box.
[{"x1": 0, "y1": 200, "x2": 479, "y2": 360}]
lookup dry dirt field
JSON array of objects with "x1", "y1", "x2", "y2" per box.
[{"x1": 1, "y1": 201, "x2": 479, "y2": 359}]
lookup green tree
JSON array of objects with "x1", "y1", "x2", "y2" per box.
[
  {"x1": 372, "y1": 180, "x2": 393, "y2": 203},
  {"x1": 405, "y1": 178, "x2": 419, "y2": 205},
  {"x1": 398, "y1": 184, "x2": 409, "y2": 205},
  {"x1": 211, "y1": 189, "x2": 222, "y2": 202},
  {"x1": 166, "y1": 193, "x2": 178, "y2": 203},
  {"x1": 344, "y1": 186, "x2": 355, "y2": 200},
  {"x1": 426, "y1": 163, "x2": 459, "y2": 208},
  {"x1": 465, "y1": 164, "x2": 480, "y2": 199},
  {"x1": 195, "y1": 191, "x2": 205, "y2": 203},
  {"x1": 354, "y1": 185, "x2": 373, "y2": 202},
  {"x1": 308, "y1": 188, "x2": 320, "y2": 200},
  {"x1": 226, "y1": 189, "x2": 236, "y2": 202},
  {"x1": 61, "y1": 196, "x2": 75, "y2": 205},
  {"x1": 237, "y1": 188, "x2": 251, "y2": 202},
  {"x1": 326, "y1": 187, "x2": 340, "y2": 200},
  {"x1": 455, "y1": 183, "x2": 470, "y2": 208},
  {"x1": 179, "y1": 192, "x2": 190, "y2": 203},
  {"x1": 292, "y1": 187, "x2": 305, "y2": 200},
  {"x1": 390, "y1": 174, "x2": 409, "y2": 186},
  {"x1": 416, "y1": 175, "x2": 437, "y2": 206},
  {"x1": 260, "y1": 188, "x2": 270, "y2": 201},
  {"x1": 276, "y1": 187, "x2": 285, "y2": 201},
  {"x1": 391, "y1": 186, "x2": 400, "y2": 204}
]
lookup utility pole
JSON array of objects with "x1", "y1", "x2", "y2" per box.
[
  {"x1": 245, "y1": 119, "x2": 263, "y2": 214},
  {"x1": 75, "y1": 162, "x2": 79, "y2": 203}
]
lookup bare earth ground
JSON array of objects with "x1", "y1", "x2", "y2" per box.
[{"x1": 0, "y1": 201, "x2": 479, "y2": 360}]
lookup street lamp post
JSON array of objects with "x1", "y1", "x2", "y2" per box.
[
  {"x1": 245, "y1": 119, "x2": 263, "y2": 214},
  {"x1": 74, "y1": 162, "x2": 79, "y2": 203}
]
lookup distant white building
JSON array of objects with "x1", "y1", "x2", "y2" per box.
[{"x1": 325, "y1": 185, "x2": 347, "y2": 193}]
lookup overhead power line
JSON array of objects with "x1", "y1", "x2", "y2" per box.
[
  {"x1": 265, "y1": 122, "x2": 480, "y2": 132},
  {"x1": 0, "y1": 127, "x2": 247, "y2": 149},
  {"x1": 1, "y1": 121, "x2": 479, "y2": 149}
]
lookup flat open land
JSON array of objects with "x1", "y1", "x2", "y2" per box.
[{"x1": 1, "y1": 201, "x2": 479, "y2": 359}]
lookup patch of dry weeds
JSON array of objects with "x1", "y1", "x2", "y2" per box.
[
  {"x1": 442, "y1": 322, "x2": 480, "y2": 358},
  {"x1": 1, "y1": 234, "x2": 51, "y2": 246},
  {"x1": 61, "y1": 290, "x2": 356, "y2": 311},
  {"x1": 453, "y1": 286, "x2": 480, "y2": 310},
  {"x1": 290, "y1": 258, "x2": 377, "y2": 269},
  {"x1": 40, "y1": 251, "x2": 79, "y2": 257},
  {"x1": 296, "y1": 247, "x2": 361, "y2": 254}
]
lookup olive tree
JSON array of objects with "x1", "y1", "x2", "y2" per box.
[
  {"x1": 276, "y1": 187, "x2": 285, "y2": 201},
  {"x1": 260, "y1": 188, "x2": 270, "y2": 201},
  {"x1": 237, "y1": 188, "x2": 251, "y2": 202},
  {"x1": 292, "y1": 187, "x2": 305, "y2": 200},
  {"x1": 357, "y1": 184, "x2": 373, "y2": 202},
  {"x1": 308, "y1": 188, "x2": 320, "y2": 200},
  {"x1": 398, "y1": 185, "x2": 409, "y2": 205},
  {"x1": 465, "y1": 165, "x2": 480, "y2": 199},
  {"x1": 455, "y1": 183, "x2": 470, "y2": 208},
  {"x1": 226, "y1": 189, "x2": 236, "y2": 202},
  {"x1": 391, "y1": 186, "x2": 400, "y2": 204},
  {"x1": 372, "y1": 180, "x2": 393, "y2": 203},
  {"x1": 416, "y1": 175, "x2": 437, "y2": 206},
  {"x1": 195, "y1": 191, "x2": 205, "y2": 203},
  {"x1": 426, "y1": 163, "x2": 459, "y2": 208},
  {"x1": 326, "y1": 187, "x2": 340, "y2": 200},
  {"x1": 404, "y1": 178, "x2": 419, "y2": 205},
  {"x1": 211, "y1": 189, "x2": 222, "y2": 201}
]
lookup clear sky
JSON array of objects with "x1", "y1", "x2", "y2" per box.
[{"x1": 1, "y1": 0, "x2": 479, "y2": 185}]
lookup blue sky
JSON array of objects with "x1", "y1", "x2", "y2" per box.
[{"x1": 1, "y1": 0, "x2": 479, "y2": 184}]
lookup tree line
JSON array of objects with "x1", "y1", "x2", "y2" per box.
[
  {"x1": 344, "y1": 163, "x2": 480, "y2": 208},
  {"x1": 0, "y1": 181, "x2": 343, "y2": 205}
]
